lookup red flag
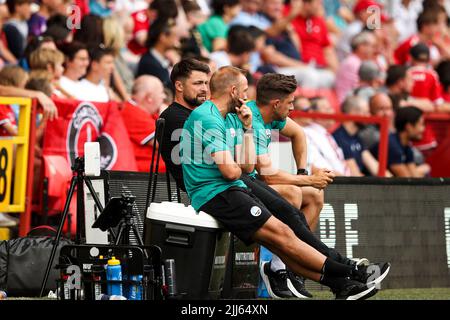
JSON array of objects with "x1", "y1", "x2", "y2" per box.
[{"x1": 44, "y1": 99, "x2": 137, "y2": 171}]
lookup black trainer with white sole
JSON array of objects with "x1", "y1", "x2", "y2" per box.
[
  {"x1": 334, "y1": 279, "x2": 378, "y2": 300},
  {"x1": 351, "y1": 262, "x2": 391, "y2": 286},
  {"x1": 286, "y1": 270, "x2": 313, "y2": 298},
  {"x1": 260, "y1": 262, "x2": 294, "y2": 299}
]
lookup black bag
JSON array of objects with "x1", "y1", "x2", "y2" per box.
[{"x1": 0, "y1": 236, "x2": 73, "y2": 297}]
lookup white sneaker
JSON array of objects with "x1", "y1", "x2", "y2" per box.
[{"x1": 0, "y1": 213, "x2": 18, "y2": 227}]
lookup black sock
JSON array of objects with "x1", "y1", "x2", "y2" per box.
[
  {"x1": 322, "y1": 257, "x2": 354, "y2": 278},
  {"x1": 319, "y1": 274, "x2": 348, "y2": 291}
]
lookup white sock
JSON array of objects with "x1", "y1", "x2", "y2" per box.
[{"x1": 270, "y1": 254, "x2": 286, "y2": 272}]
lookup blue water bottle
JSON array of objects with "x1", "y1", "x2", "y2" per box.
[{"x1": 106, "y1": 257, "x2": 122, "y2": 296}]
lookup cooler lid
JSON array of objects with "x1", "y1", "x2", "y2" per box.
[{"x1": 147, "y1": 202, "x2": 222, "y2": 229}]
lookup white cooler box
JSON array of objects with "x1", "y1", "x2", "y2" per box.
[{"x1": 145, "y1": 202, "x2": 230, "y2": 299}]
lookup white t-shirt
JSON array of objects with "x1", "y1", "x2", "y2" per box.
[
  {"x1": 59, "y1": 76, "x2": 81, "y2": 98},
  {"x1": 304, "y1": 123, "x2": 350, "y2": 176},
  {"x1": 75, "y1": 79, "x2": 110, "y2": 103}
]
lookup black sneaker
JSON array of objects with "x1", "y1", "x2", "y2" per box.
[
  {"x1": 260, "y1": 262, "x2": 294, "y2": 299},
  {"x1": 351, "y1": 262, "x2": 391, "y2": 287},
  {"x1": 334, "y1": 279, "x2": 378, "y2": 300},
  {"x1": 286, "y1": 270, "x2": 313, "y2": 298}
]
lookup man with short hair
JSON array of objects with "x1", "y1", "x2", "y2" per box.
[
  {"x1": 333, "y1": 96, "x2": 382, "y2": 176},
  {"x1": 394, "y1": 9, "x2": 441, "y2": 65},
  {"x1": 162, "y1": 62, "x2": 390, "y2": 299},
  {"x1": 359, "y1": 92, "x2": 395, "y2": 150},
  {"x1": 352, "y1": 61, "x2": 384, "y2": 102},
  {"x1": 226, "y1": 73, "x2": 336, "y2": 298},
  {"x1": 3, "y1": 0, "x2": 32, "y2": 59},
  {"x1": 76, "y1": 47, "x2": 116, "y2": 102},
  {"x1": 121, "y1": 75, "x2": 167, "y2": 172},
  {"x1": 370, "y1": 106, "x2": 429, "y2": 177},
  {"x1": 137, "y1": 18, "x2": 181, "y2": 91},
  {"x1": 180, "y1": 66, "x2": 390, "y2": 300},
  {"x1": 159, "y1": 58, "x2": 211, "y2": 188},
  {"x1": 336, "y1": 31, "x2": 378, "y2": 103}
]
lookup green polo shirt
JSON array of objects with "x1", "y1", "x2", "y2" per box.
[
  {"x1": 197, "y1": 15, "x2": 228, "y2": 52},
  {"x1": 181, "y1": 101, "x2": 246, "y2": 210},
  {"x1": 225, "y1": 100, "x2": 286, "y2": 177}
]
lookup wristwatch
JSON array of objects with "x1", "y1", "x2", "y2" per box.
[{"x1": 297, "y1": 168, "x2": 308, "y2": 175}]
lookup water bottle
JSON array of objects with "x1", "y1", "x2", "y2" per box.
[
  {"x1": 127, "y1": 275, "x2": 143, "y2": 300},
  {"x1": 164, "y1": 259, "x2": 177, "y2": 297},
  {"x1": 92, "y1": 264, "x2": 104, "y2": 300},
  {"x1": 106, "y1": 257, "x2": 122, "y2": 296}
]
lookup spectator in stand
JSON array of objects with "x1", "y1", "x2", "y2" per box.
[
  {"x1": 58, "y1": 41, "x2": 90, "y2": 98},
  {"x1": 408, "y1": 43, "x2": 450, "y2": 153},
  {"x1": 336, "y1": 31, "x2": 377, "y2": 103},
  {"x1": 370, "y1": 106, "x2": 430, "y2": 177},
  {"x1": 231, "y1": 0, "x2": 302, "y2": 39},
  {"x1": 28, "y1": 47, "x2": 69, "y2": 98},
  {"x1": 19, "y1": 35, "x2": 57, "y2": 71},
  {"x1": 436, "y1": 59, "x2": 450, "y2": 102},
  {"x1": 260, "y1": 0, "x2": 302, "y2": 61},
  {"x1": 73, "y1": 14, "x2": 105, "y2": 49},
  {"x1": 0, "y1": 66, "x2": 28, "y2": 137},
  {"x1": 121, "y1": 75, "x2": 167, "y2": 172},
  {"x1": 337, "y1": 0, "x2": 388, "y2": 61},
  {"x1": 0, "y1": 3, "x2": 18, "y2": 65},
  {"x1": 290, "y1": 0, "x2": 338, "y2": 82},
  {"x1": 3, "y1": 0, "x2": 32, "y2": 59},
  {"x1": 352, "y1": 60, "x2": 384, "y2": 102},
  {"x1": 302, "y1": 97, "x2": 350, "y2": 176},
  {"x1": 333, "y1": 95, "x2": 384, "y2": 176},
  {"x1": 179, "y1": 0, "x2": 208, "y2": 57},
  {"x1": 394, "y1": 9, "x2": 441, "y2": 66},
  {"x1": 409, "y1": 43, "x2": 450, "y2": 112},
  {"x1": 385, "y1": 64, "x2": 435, "y2": 112},
  {"x1": 128, "y1": 0, "x2": 179, "y2": 56},
  {"x1": 136, "y1": 18, "x2": 181, "y2": 92},
  {"x1": 209, "y1": 25, "x2": 255, "y2": 70},
  {"x1": 42, "y1": 14, "x2": 73, "y2": 44},
  {"x1": 359, "y1": 92, "x2": 395, "y2": 150},
  {"x1": 76, "y1": 46, "x2": 116, "y2": 102},
  {"x1": 391, "y1": 0, "x2": 423, "y2": 43},
  {"x1": 103, "y1": 16, "x2": 134, "y2": 100},
  {"x1": 197, "y1": 0, "x2": 241, "y2": 52},
  {"x1": 28, "y1": 0, "x2": 64, "y2": 37},
  {"x1": 422, "y1": 2, "x2": 450, "y2": 61}
]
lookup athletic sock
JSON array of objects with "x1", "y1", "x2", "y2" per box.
[
  {"x1": 322, "y1": 257, "x2": 354, "y2": 278},
  {"x1": 270, "y1": 255, "x2": 286, "y2": 272},
  {"x1": 319, "y1": 274, "x2": 348, "y2": 291}
]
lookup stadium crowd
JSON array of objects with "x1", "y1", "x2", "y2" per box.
[{"x1": 1, "y1": 0, "x2": 450, "y2": 225}]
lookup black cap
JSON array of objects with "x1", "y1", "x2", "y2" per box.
[{"x1": 410, "y1": 43, "x2": 430, "y2": 62}]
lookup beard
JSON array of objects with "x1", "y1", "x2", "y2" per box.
[
  {"x1": 227, "y1": 96, "x2": 242, "y2": 114},
  {"x1": 184, "y1": 93, "x2": 207, "y2": 108}
]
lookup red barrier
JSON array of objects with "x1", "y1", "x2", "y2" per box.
[{"x1": 290, "y1": 111, "x2": 390, "y2": 177}]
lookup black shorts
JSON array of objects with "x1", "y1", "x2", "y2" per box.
[{"x1": 199, "y1": 186, "x2": 272, "y2": 245}]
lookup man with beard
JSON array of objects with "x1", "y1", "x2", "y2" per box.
[
  {"x1": 333, "y1": 95, "x2": 382, "y2": 176},
  {"x1": 180, "y1": 66, "x2": 389, "y2": 300},
  {"x1": 370, "y1": 106, "x2": 428, "y2": 177},
  {"x1": 159, "y1": 58, "x2": 211, "y2": 189}
]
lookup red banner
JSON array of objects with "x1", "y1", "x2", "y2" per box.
[{"x1": 43, "y1": 99, "x2": 137, "y2": 171}]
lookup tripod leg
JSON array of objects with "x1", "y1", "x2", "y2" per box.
[
  {"x1": 115, "y1": 222, "x2": 124, "y2": 246},
  {"x1": 84, "y1": 177, "x2": 104, "y2": 212},
  {"x1": 131, "y1": 225, "x2": 148, "y2": 259},
  {"x1": 39, "y1": 176, "x2": 77, "y2": 297}
]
